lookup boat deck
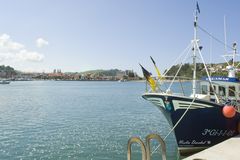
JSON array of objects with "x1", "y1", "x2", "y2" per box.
[{"x1": 183, "y1": 135, "x2": 240, "y2": 160}]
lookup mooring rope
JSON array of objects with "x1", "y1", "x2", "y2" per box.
[{"x1": 150, "y1": 96, "x2": 197, "y2": 156}]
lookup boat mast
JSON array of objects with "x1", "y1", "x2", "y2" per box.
[
  {"x1": 191, "y1": 2, "x2": 220, "y2": 103},
  {"x1": 233, "y1": 42, "x2": 237, "y2": 67},
  {"x1": 192, "y1": 6, "x2": 199, "y2": 96}
]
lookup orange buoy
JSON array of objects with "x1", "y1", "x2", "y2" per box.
[{"x1": 222, "y1": 105, "x2": 236, "y2": 118}]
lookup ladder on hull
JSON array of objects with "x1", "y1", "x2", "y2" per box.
[{"x1": 127, "y1": 133, "x2": 167, "y2": 160}]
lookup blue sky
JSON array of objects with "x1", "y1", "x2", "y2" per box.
[{"x1": 0, "y1": 0, "x2": 239, "y2": 75}]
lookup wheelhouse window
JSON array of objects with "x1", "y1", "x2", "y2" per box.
[
  {"x1": 229, "y1": 86, "x2": 235, "y2": 97},
  {"x1": 210, "y1": 85, "x2": 216, "y2": 95},
  {"x1": 201, "y1": 85, "x2": 208, "y2": 94},
  {"x1": 219, "y1": 86, "x2": 226, "y2": 96}
]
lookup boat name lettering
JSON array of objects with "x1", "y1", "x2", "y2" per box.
[
  {"x1": 201, "y1": 129, "x2": 235, "y2": 136},
  {"x1": 205, "y1": 77, "x2": 229, "y2": 81},
  {"x1": 179, "y1": 140, "x2": 207, "y2": 145}
]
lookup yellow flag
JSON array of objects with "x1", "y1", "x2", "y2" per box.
[
  {"x1": 150, "y1": 56, "x2": 164, "y2": 80},
  {"x1": 139, "y1": 64, "x2": 156, "y2": 91},
  {"x1": 148, "y1": 77, "x2": 157, "y2": 91}
]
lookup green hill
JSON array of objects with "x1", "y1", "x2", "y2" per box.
[
  {"x1": 81, "y1": 69, "x2": 121, "y2": 76},
  {"x1": 164, "y1": 62, "x2": 234, "y2": 79}
]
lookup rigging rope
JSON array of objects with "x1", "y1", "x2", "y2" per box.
[
  {"x1": 196, "y1": 42, "x2": 220, "y2": 103},
  {"x1": 198, "y1": 25, "x2": 233, "y2": 50},
  {"x1": 167, "y1": 46, "x2": 192, "y2": 91},
  {"x1": 163, "y1": 43, "x2": 192, "y2": 77}
]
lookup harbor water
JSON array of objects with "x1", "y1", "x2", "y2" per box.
[{"x1": 0, "y1": 81, "x2": 179, "y2": 160}]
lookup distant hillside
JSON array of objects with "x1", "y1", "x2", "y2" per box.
[
  {"x1": 81, "y1": 69, "x2": 121, "y2": 76},
  {"x1": 80, "y1": 69, "x2": 140, "y2": 80},
  {"x1": 164, "y1": 62, "x2": 239, "y2": 79}
]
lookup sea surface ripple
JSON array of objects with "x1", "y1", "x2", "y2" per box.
[{"x1": 0, "y1": 81, "x2": 178, "y2": 160}]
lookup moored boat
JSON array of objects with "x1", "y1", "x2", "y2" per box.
[
  {"x1": 0, "y1": 80, "x2": 10, "y2": 84},
  {"x1": 141, "y1": 3, "x2": 240, "y2": 156}
]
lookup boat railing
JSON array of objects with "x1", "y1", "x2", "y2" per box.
[
  {"x1": 197, "y1": 81, "x2": 240, "y2": 111},
  {"x1": 145, "y1": 76, "x2": 240, "y2": 110},
  {"x1": 220, "y1": 87, "x2": 240, "y2": 112},
  {"x1": 145, "y1": 76, "x2": 193, "y2": 96}
]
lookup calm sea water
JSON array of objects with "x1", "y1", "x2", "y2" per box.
[{"x1": 0, "y1": 81, "x2": 178, "y2": 160}]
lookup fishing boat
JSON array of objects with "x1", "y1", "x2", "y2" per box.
[{"x1": 141, "y1": 4, "x2": 240, "y2": 156}]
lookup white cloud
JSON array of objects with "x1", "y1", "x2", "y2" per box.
[
  {"x1": 36, "y1": 38, "x2": 49, "y2": 48},
  {"x1": 0, "y1": 34, "x2": 44, "y2": 62},
  {"x1": 16, "y1": 50, "x2": 44, "y2": 61},
  {"x1": 0, "y1": 34, "x2": 25, "y2": 51}
]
